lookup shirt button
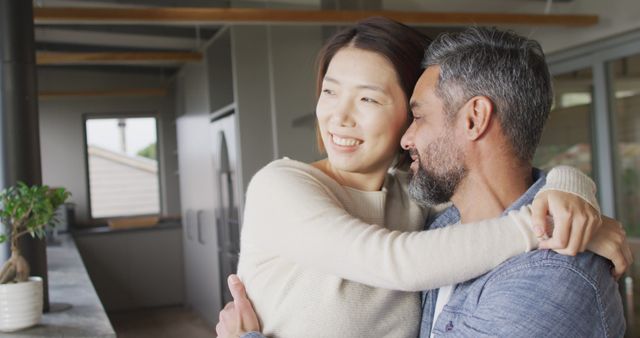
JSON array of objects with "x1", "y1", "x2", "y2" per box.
[{"x1": 445, "y1": 321, "x2": 454, "y2": 332}]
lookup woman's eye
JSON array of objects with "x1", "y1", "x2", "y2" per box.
[
  {"x1": 361, "y1": 97, "x2": 380, "y2": 104},
  {"x1": 322, "y1": 89, "x2": 335, "y2": 95}
]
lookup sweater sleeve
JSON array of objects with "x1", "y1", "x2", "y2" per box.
[
  {"x1": 242, "y1": 164, "x2": 536, "y2": 292},
  {"x1": 536, "y1": 166, "x2": 600, "y2": 213},
  {"x1": 241, "y1": 164, "x2": 598, "y2": 292}
]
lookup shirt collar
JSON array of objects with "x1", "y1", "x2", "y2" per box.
[{"x1": 426, "y1": 168, "x2": 546, "y2": 230}]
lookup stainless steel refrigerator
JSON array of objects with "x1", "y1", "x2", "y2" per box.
[
  {"x1": 210, "y1": 111, "x2": 241, "y2": 305},
  {"x1": 178, "y1": 107, "x2": 242, "y2": 324}
]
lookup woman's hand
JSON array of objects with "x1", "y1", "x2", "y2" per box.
[
  {"x1": 585, "y1": 217, "x2": 633, "y2": 279},
  {"x1": 532, "y1": 190, "x2": 602, "y2": 255},
  {"x1": 531, "y1": 190, "x2": 633, "y2": 278},
  {"x1": 216, "y1": 275, "x2": 260, "y2": 338}
]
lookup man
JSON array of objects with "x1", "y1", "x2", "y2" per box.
[
  {"x1": 401, "y1": 27, "x2": 625, "y2": 337},
  {"x1": 217, "y1": 27, "x2": 627, "y2": 337}
]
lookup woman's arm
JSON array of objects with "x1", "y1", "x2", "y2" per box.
[
  {"x1": 242, "y1": 164, "x2": 599, "y2": 292},
  {"x1": 532, "y1": 166, "x2": 600, "y2": 254},
  {"x1": 536, "y1": 167, "x2": 632, "y2": 277}
]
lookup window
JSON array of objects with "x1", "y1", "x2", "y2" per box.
[
  {"x1": 545, "y1": 29, "x2": 640, "y2": 335},
  {"x1": 612, "y1": 54, "x2": 640, "y2": 237},
  {"x1": 85, "y1": 116, "x2": 160, "y2": 219},
  {"x1": 533, "y1": 68, "x2": 594, "y2": 176},
  {"x1": 611, "y1": 53, "x2": 640, "y2": 329}
]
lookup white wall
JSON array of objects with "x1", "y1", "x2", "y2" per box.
[
  {"x1": 231, "y1": 25, "x2": 277, "y2": 194},
  {"x1": 269, "y1": 25, "x2": 324, "y2": 163},
  {"x1": 38, "y1": 68, "x2": 180, "y2": 225}
]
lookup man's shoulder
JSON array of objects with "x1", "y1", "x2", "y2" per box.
[
  {"x1": 466, "y1": 250, "x2": 624, "y2": 334},
  {"x1": 442, "y1": 250, "x2": 626, "y2": 337},
  {"x1": 487, "y1": 249, "x2": 613, "y2": 284},
  {"x1": 476, "y1": 250, "x2": 620, "y2": 301}
]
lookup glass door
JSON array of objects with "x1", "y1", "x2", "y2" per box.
[
  {"x1": 610, "y1": 53, "x2": 640, "y2": 334},
  {"x1": 534, "y1": 68, "x2": 594, "y2": 175}
]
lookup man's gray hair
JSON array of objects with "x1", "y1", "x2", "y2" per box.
[{"x1": 423, "y1": 27, "x2": 553, "y2": 163}]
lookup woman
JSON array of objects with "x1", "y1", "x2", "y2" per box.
[{"x1": 219, "y1": 18, "x2": 627, "y2": 338}]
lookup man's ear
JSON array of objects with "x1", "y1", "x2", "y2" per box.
[{"x1": 462, "y1": 96, "x2": 494, "y2": 141}]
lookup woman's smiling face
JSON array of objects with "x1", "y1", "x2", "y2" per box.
[{"x1": 316, "y1": 47, "x2": 409, "y2": 176}]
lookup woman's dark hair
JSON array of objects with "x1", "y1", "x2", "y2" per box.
[{"x1": 314, "y1": 17, "x2": 431, "y2": 165}]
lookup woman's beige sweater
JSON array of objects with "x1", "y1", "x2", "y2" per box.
[{"x1": 237, "y1": 158, "x2": 598, "y2": 338}]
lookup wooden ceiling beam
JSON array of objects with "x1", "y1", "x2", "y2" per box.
[
  {"x1": 33, "y1": 7, "x2": 599, "y2": 27},
  {"x1": 36, "y1": 51, "x2": 202, "y2": 65},
  {"x1": 39, "y1": 87, "x2": 168, "y2": 99},
  {"x1": 35, "y1": 28, "x2": 199, "y2": 50}
]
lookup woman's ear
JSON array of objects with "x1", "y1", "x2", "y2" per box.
[{"x1": 463, "y1": 96, "x2": 494, "y2": 141}]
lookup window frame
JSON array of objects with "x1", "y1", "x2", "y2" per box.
[
  {"x1": 546, "y1": 28, "x2": 640, "y2": 336},
  {"x1": 547, "y1": 30, "x2": 640, "y2": 217},
  {"x1": 82, "y1": 112, "x2": 163, "y2": 222}
]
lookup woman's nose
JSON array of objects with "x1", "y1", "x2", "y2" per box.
[{"x1": 332, "y1": 99, "x2": 356, "y2": 127}]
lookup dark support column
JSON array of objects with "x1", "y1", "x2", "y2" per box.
[{"x1": 0, "y1": 0, "x2": 48, "y2": 312}]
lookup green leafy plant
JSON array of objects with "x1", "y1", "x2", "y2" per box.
[
  {"x1": 137, "y1": 142, "x2": 157, "y2": 160},
  {"x1": 0, "y1": 182, "x2": 70, "y2": 284}
]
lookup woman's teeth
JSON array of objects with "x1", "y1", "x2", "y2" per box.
[{"x1": 332, "y1": 135, "x2": 362, "y2": 146}]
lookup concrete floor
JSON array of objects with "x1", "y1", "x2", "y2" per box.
[{"x1": 108, "y1": 306, "x2": 213, "y2": 338}]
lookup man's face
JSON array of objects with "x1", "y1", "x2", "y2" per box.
[{"x1": 401, "y1": 66, "x2": 467, "y2": 205}]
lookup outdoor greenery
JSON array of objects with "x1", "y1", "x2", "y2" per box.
[
  {"x1": 137, "y1": 142, "x2": 157, "y2": 160},
  {"x1": 0, "y1": 183, "x2": 70, "y2": 284}
]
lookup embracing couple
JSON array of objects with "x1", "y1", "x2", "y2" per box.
[{"x1": 216, "y1": 17, "x2": 631, "y2": 338}]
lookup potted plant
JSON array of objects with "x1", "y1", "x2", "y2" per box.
[{"x1": 0, "y1": 182, "x2": 70, "y2": 332}]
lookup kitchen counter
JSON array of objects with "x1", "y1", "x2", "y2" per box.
[{"x1": 5, "y1": 234, "x2": 116, "y2": 337}]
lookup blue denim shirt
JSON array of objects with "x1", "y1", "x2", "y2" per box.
[{"x1": 419, "y1": 169, "x2": 626, "y2": 337}]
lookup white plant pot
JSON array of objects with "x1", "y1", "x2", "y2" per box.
[{"x1": 0, "y1": 277, "x2": 43, "y2": 332}]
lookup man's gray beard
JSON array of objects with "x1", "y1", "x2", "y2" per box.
[{"x1": 408, "y1": 160, "x2": 467, "y2": 206}]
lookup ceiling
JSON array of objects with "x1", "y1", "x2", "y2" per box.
[{"x1": 31, "y1": 0, "x2": 585, "y2": 75}]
